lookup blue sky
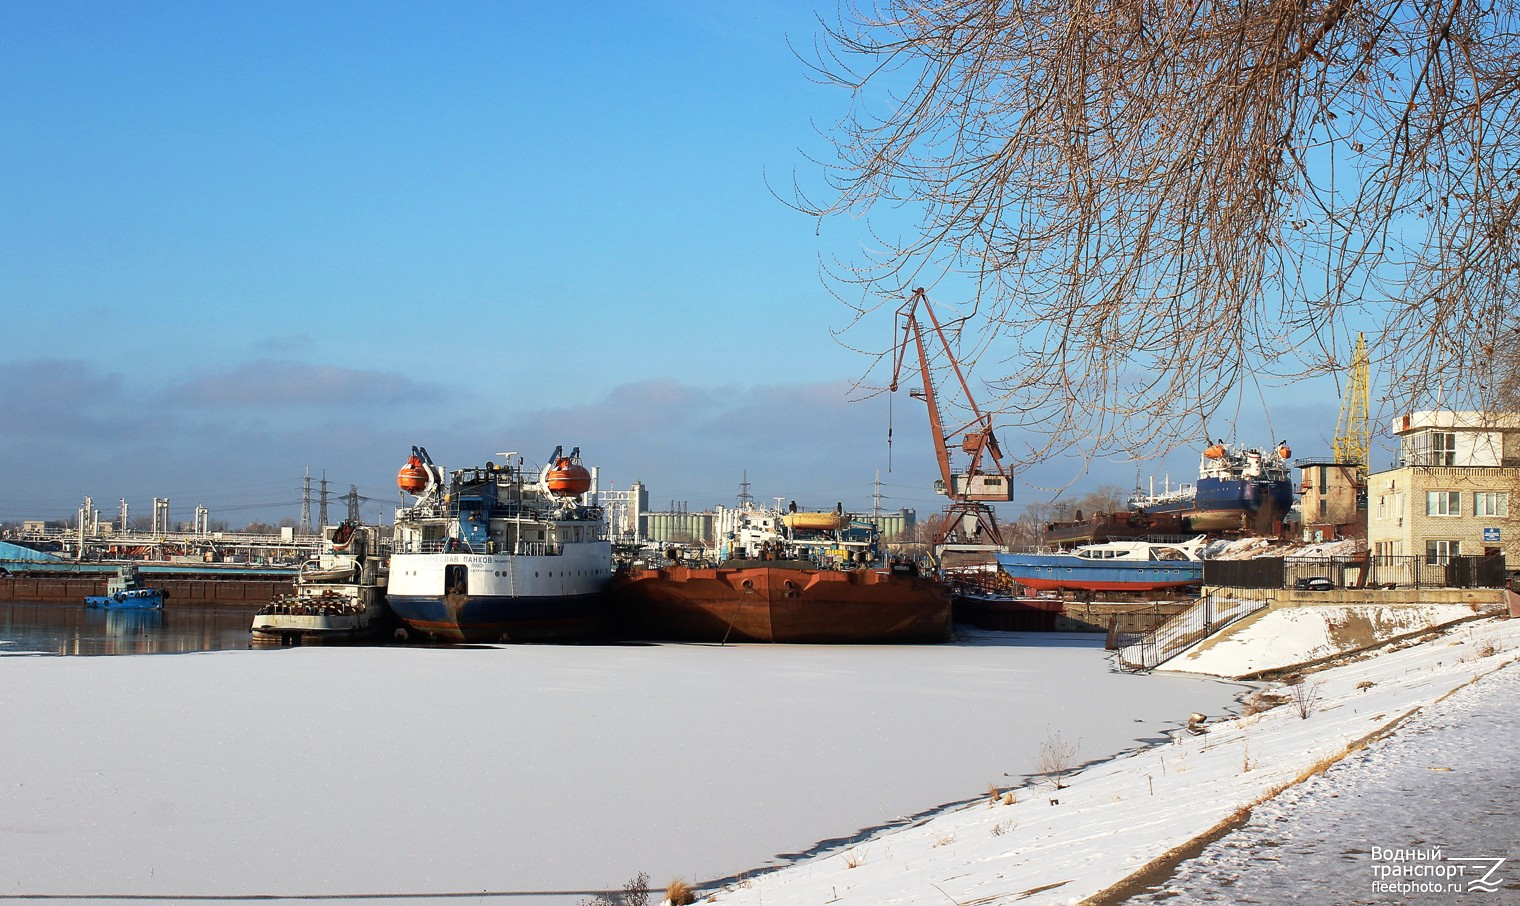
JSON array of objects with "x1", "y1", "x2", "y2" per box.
[{"x1": 1, "y1": 1, "x2": 1351, "y2": 529}]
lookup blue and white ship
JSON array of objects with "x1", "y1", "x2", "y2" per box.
[
  {"x1": 995, "y1": 536, "x2": 1207, "y2": 593},
  {"x1": 84, "y1": 564, "x2": 165, "y2": 609},
  {"x1": 385, "y1": 445, "x2": 612, "y2": 643},
  {"x1": 1131, "y1": 441, "x2": 1295, "y2": 533}
]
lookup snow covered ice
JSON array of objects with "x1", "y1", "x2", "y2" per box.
[
  {"x1": 4, "y1": 612, "x2": 1517, "y2": 905},
  {"x1": 0, "y1": 632, "x2": 1241, "y2": 904}
]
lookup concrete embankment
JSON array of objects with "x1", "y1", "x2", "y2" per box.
[
  {"x1": 0, "y1": 573, "x2": 291, "y2": 606},
  {"x1": 955, "y1": 595, "x2": 1191, "y2": 633}
]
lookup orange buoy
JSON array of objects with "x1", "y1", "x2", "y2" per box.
[
  {"x1": 397, "y1": 455, "x2": 429, "y2": 494},
  {"x1": 545, "y1": 457, "x2": 592, "y2": 496}
]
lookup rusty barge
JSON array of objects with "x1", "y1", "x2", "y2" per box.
[{"x1": 611, "y1": 502, "x2": 951, "y2": 644}]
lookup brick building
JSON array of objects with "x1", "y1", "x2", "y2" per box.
[{"x1": 1366, "y1": 410, "x2": 1520, "y2": 566}]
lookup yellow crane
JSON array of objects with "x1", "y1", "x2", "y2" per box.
[{"x1": 1333, "y1": 332, "x2": 1370, "y2": 476}]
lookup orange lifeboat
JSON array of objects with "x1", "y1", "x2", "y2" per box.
[
  {"x1": 782, "y1": 512, "x2": 849, "y2": 532},
  {"x1": 545, "y1": 457, "x2": 592, "y2": 497},
  {"x1": 397, "y1": 455, "x2": 430, "y2": 494}
]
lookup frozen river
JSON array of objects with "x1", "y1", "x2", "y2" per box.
[{"x1": 0, "y1": 631, "x2": 1248, "y2": 904}]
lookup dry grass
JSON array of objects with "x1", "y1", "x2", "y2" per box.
[
  {"x1": 843, "y1": 848, "x2": 867, "y2": 869},
  {"x1": 665, "y1": 877, "x2": 697, "y2": 906},
  {"x1": 991, "y1": 818, "x2": 1017, "y2": 837},
  {"x1": 933, "y1": 833, "x2": 956, "y2": 848},
  {"x1": 1242, "y1": 690, "x2": 1286, "y2": 715},
  {"x1": 579, "y1": 871, "x2": 651, "y2": 906}
]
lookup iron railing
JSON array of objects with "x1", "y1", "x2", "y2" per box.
[
  {"x1": 399, "y1": 539, "x2": 564, "y2": 556},
  {"x1": 1118, "y1": 592, "x2": 1271, "y2": 671}
]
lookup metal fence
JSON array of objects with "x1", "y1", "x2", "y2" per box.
[
  {"x1": 1117, "y1": 592, "x2": 1272, "y2": 671},
  {"x1": 1204, "y1": 554, "x2": 1507, "y2": 590}
]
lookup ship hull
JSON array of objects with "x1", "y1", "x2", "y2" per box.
[
  {"x1": 84, "y1": 589, "x2": 164, "y2": 609},
  {"x1": 611, "y1": 562, "x2": 951, "y2": 643},
  {"x1": 251, "y1": 584, "x2": 395, "y2": 645},
  {"x1": 386, "y1": 591, "x2": 608, "y2": 642},
  {"x1": 994, "y1": 553, "x2": 1203, "y2": 592},
  {"x1": 1043, "y1": 511, "x2": 1186, "y2": 547},
  {"x1": 386, "y1": 548, "x2": 611, "y2": 643},
  {"x1": 1137, "y1": 476, "x2": 1295, "y2": 532}
]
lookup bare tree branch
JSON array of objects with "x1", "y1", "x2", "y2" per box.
[{"x1": 802, "y1": 0, "x2": 1520, "y2": 464}]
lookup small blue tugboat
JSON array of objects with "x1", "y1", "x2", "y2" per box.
[{"x1": 85, "y1": 564, "x2": 166, "y2": 609}]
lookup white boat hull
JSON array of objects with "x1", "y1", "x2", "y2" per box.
[{"x1": 386, "y1": 546, "x2": 612, "y2": 642}]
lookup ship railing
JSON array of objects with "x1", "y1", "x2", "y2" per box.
[
  {"x1": 398, "y1": 538, "x2": 564, "y2": 557},
  {"x1": 1117, "y1": 591, "x2": 1271, "y2": 672}
]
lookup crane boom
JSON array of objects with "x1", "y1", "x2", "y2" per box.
[{"x1": 889, "y1": 288, "x2": 1012, "y2": 552}]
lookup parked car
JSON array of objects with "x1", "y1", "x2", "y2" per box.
[{"x1": 1293, "y1": 576, "x2": 1335, "y2": 591}]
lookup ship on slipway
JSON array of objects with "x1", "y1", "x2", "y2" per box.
[
  {"x1": 995, "y1": 536, "x2": 1207, "y2": 593},
  {"x1": 1130, "y1": 440, "x2": 1296, "y2": 534},
  {"x1": 385, "y1": 445, "x2": 612, "y2": 643}
]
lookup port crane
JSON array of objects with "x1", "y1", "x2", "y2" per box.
[
  {"x1": 1334, "y1": 332, "x2": 1370, "y2": 478},
  {"x1": 889, "y1": 288, "x2": 1013, "y2": 557}
]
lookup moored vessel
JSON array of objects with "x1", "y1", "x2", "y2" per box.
[
  {"x1": 251, "y1": 521, "x2": 394, "y2": 645},
  {"x1": 84, "y1": 564, "x2": 165, "y2": 609},
  {"x1": 612, "y1": 502, "x2": 950, "y2": 643},
  {"x1": 995, "y1": 536, "x2": 1207, "y2": 593},
  {"x1": 385, "y1": 445, "x2": 613, "y2": 643}
]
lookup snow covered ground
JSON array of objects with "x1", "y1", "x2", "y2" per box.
[
  {"x1": 1126, "y1": 660, "x2": 1520, "y2": 903},
  {"x1": 703, "y1": 616, "x2": 1520, "y2": 906},
  {"x1": 0, "y1": 633, "x2": 1243, "y2": 904},
  {"x1": 4, "y1": 614, "x2": 1516, "y2": 906},
  {"x1": 1168, "y1": 602, "x2": 1493, "y2": 677}
]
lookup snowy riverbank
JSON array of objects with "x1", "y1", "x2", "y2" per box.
[{"x1": 704, "y1": 614, "x2": 1519, "y2": 905}]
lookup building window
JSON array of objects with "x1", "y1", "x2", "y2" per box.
[
  {"x1": 1425, "y1": 491, "x2": 1460, "y2": 516},
  {"x1": 1405, "y1": 430, "x2": 1457, "y2": 466},
  {"x1": 1377, "y1": 496, "x2": 1386, "y2": 520},
  {"x1": 1474, "y1": 491, "x2": 1509, "y2": 517},
  {"x1": 1426, "y1": 539, "x2": 1460, "y2": 564}
]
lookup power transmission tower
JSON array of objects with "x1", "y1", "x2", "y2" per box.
[
  {"x1": 346, "y1": 485, "x2": 361, "y2": 523},
  {"x1": 300, "y1": 468, "x2": 312, "y2": 535},
  {"x1": 318, "y1": 470, "x2": 330, "y2": 530}
]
